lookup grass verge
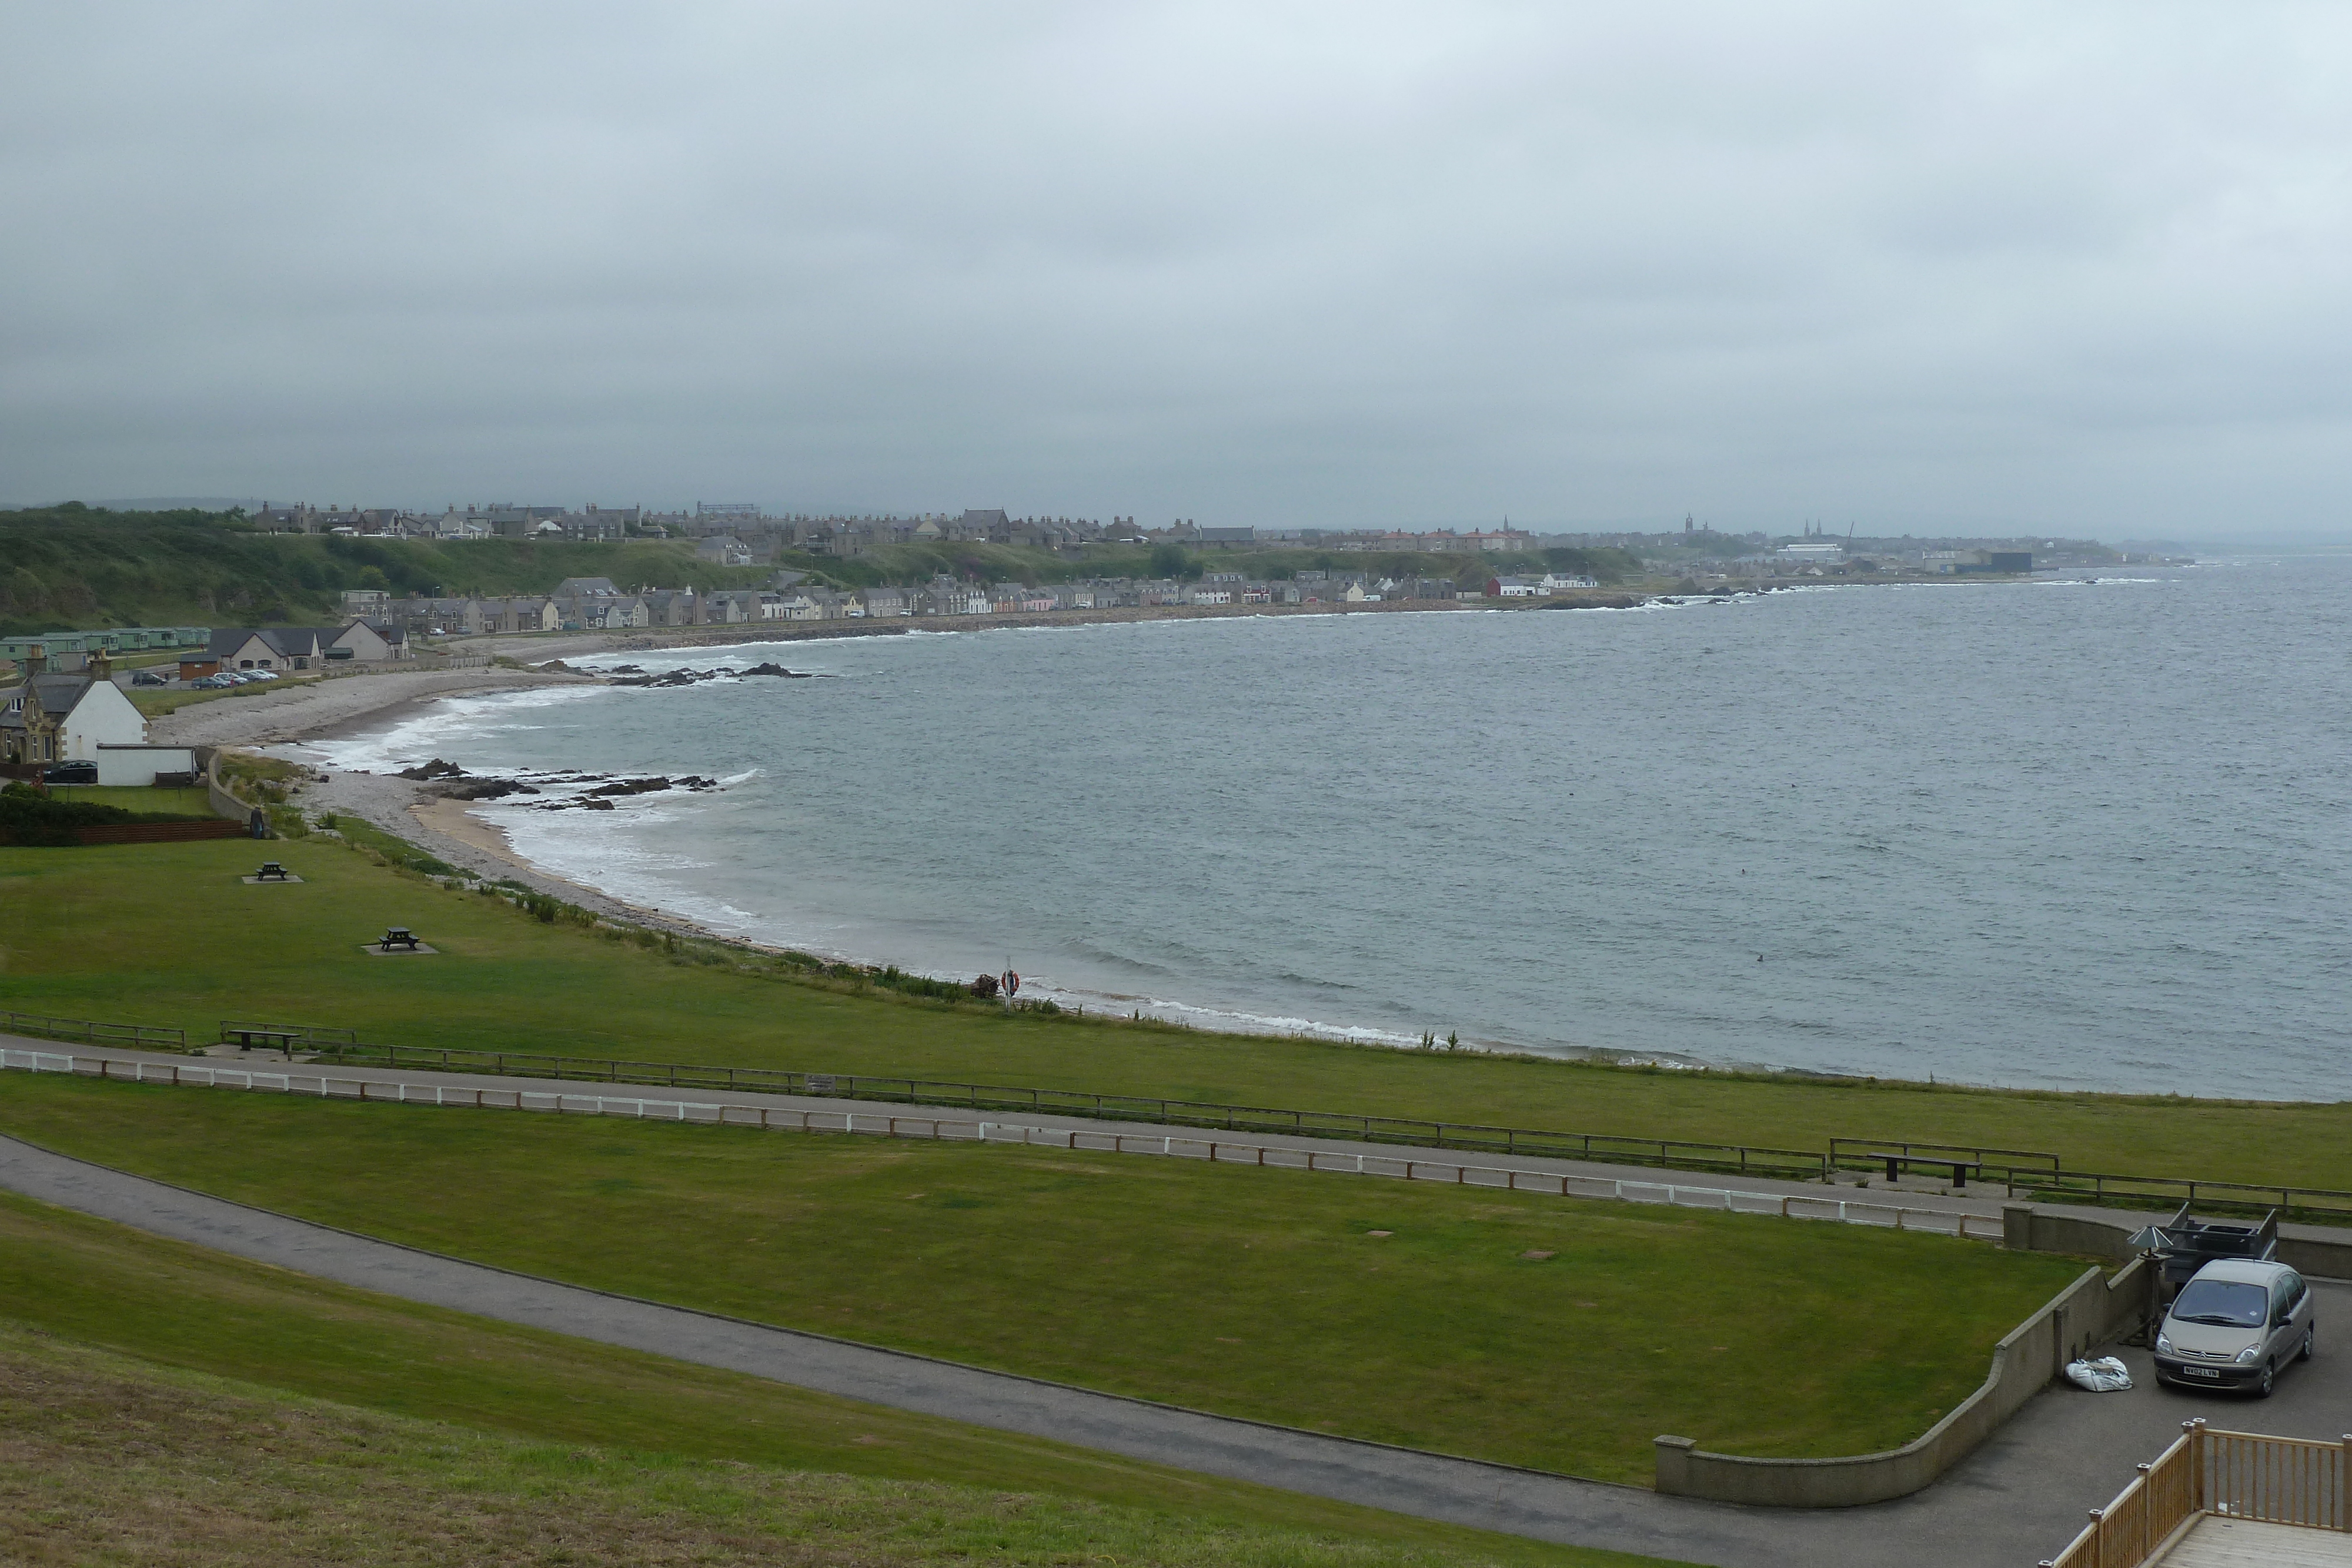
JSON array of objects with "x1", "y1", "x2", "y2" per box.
[
  {"x1": 29, "y1": 784, "x2": 215, "y2": 816},
  {"x1": 2, "y1": 839, "x2": 2348, "y2": 1190},
  {"x1": 0, "y1": 1191, "x2": 1674, "y2": 1567},
  {"x1": 0, "y1": 1071, "x2": 2090, "y2": 1481}
]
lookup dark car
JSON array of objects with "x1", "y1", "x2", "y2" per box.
[
  {"x1": 131, "y1": 670, "x2": 169, "y2": 686},
  {"x1": 40, "y1": 761, "x2": 99, "y2": 784}
]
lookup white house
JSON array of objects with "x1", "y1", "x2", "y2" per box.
[
  {"x1": 1486, "y1": 575, "x2": 1546, "y2": 598},
  {"x1": 0, "y1": 663, "x2": 193, "y2": 783}
]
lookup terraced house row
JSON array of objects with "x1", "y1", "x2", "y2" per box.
[{"x1": 366, "y1": 568, "x2": 1606, "y2": 636}]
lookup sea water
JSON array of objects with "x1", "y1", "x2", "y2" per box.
[{"x1": 311, "y1": 557, "x2": 2352, "y2": 1099}]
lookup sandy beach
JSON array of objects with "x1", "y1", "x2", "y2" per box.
[
  {"x1": 149, "y1": 666, "x2": 596, "y2": 750},
  {"x1": 158, "y1": 664, "x2": 734, "y2": 941}
]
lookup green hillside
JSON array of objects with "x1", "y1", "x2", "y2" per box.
[
  {"x1": 0, "y1": 504, "x2": 756, "y2": 634},
  {"x1": 0, "y1": 504, "x2": 1641, "y2": 635}
]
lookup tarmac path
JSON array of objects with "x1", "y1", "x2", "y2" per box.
[{"x1": 4, "y1": 1050, "x2": 2349, "y2": 1567}]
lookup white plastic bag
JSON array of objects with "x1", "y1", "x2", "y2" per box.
[{"x1": 2066, "y1": 1356, "x2": 2133, "y2": 1392}]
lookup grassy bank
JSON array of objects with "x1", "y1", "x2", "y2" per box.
[
  {"x1": 0, "y1": 506, "x2": 769, "y2": 633},
  {"x1": 35, "y1": 784, "x2": 215, "y2": 815},
  {"x1": 0, "y1": 1193, "x2": 1672, "y2": 1568},
  {"x1": 1, "y1": 840, "x2": 2349, "y2": 1189},
  {"x1": 0, "y1": 1071, "x2": 2089, "y2": 1480}
]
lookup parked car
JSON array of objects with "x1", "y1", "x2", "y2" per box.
[
  {"x1": 131, "y1": 670, "x2": 169, "y2": 686},
  {"x1": 39, "y1": 761, "x2": 98, "y2": 784},
  {"x1": 2153, "y1": 1259, "x2": 2314, "y2": 1396}
]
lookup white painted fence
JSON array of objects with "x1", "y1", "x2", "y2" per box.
[{"x1": 0, "y1": 1048, "x2": 2005, "y2": 1241}]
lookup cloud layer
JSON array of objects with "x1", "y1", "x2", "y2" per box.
[{"x1": 4, "y1": 2, "x2": 2347, "y2": 535}]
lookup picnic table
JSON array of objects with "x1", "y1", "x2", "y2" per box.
[
  {"x1": 378, "y1": 927, "x2": 422, "y2": 952},
  {"x1": 225, "y1": 1027, "x2": 299, "y2": 1053},
  {"x1": 255, "y1": 861, "x2": 290, "y2": 881}
]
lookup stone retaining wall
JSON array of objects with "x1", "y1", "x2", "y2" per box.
[{"x1": 1655, "y1": 1208, "x2": 2154, "y2": 1507}]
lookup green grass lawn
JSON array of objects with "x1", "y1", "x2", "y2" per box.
[
  {"x1": 0, "y1": 1071, "x2": 2090, "y2": 1482},
  {"x1": 2, "y1": 837, "x2": 2348, "y2": 1191},
  {"x1": 34, "y1": 784, "x2": 215, "y2": 816},
  {"x1": 0, "y1": 1193, "x2": 1672, "y2": 1568}
]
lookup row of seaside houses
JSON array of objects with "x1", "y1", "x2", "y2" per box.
[{"x1": 365, "y1": 570, "x2": 1601, "y2": 636}]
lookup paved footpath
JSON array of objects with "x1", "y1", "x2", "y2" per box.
[
  {"x1": 11, "y1": 1039, "x2": 2281, "y2": 1239},
  {"x1": 6, "y1": 1040, "x2": 2350, "y2": 1568}
]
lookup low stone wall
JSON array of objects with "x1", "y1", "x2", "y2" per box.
[
  {"x1": 2006, "y1": 1205, "x2": 2140, "y2": 1261},
  {"x1": 1655, "y1": 1236, "x2": 2153, "y2": 1507},
  {"x1": 2005, "y1": 1201, "x2": 2352, "y2": 1283},
  {"x1": 2277, "y1": 1234, "x2": 2352, "y2": 1282},
  {"x1": 194, "y1": 748, "x2": 265, "y2": 834}
]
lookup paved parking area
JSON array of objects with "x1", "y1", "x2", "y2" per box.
[{"x1": 1895, "y1": 1278, "x2": 2352, "y2": 1564}]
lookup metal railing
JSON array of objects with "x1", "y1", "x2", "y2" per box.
[
  {"x1": 2044, "y1": 1421, "x2": 2350, "y2": 1567},
  {"x1": 278, "y1": 1041, "x2": 2352, "y2": 1222},
  {"x1": 2002, "y1": 1168, "x2": 2352, "y2": 1229},
  {"x1": 1828, "y1": 1137, "x2": 2062, "y2": 1176},
  {"x1": 293, "y1": 1040, "x2": 1831, "y2": 1179},
  {"x1": 0, "y1": 1048, "x2": 2007, "y2": 1241},
  {"x1": 1828, "y1": 1138, "x2": 2352, "y2": 1226},
  {"x1": 23, "y1": 1012, "x2": 2334, "y2": 1222},
  {"x1": 0, "y1": 1009, "x2": 184, "y2": 1051}
]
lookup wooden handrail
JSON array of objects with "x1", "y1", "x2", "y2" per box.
[{"x1": 2044, "y1": 1422, "x2": 2351, "y2": 1568}]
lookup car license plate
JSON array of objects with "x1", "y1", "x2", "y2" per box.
[{"x1": 2179, "y1": 1366, "x2": 2220, "y2": 1379}]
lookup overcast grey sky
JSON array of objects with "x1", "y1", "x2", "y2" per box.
[{"x1": 2, "y1": 3, "x2": 2346, "y2": 536}]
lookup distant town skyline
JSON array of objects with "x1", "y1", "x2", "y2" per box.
[{"x1": 4, "y1": 4, "x2": 2347, "y2": 541}]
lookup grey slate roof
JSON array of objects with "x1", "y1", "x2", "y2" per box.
[
  {"x1": 208, "y1": 627, "x2": 322, "y2": 660},
  {"x1": 26, "y1": 673, "x2": 99, "y2": 717}
]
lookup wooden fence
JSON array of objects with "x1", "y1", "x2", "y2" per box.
[
  {"x1": 0, "y1": 1010, "x2": 185, "y2": 1051},
  {"x1": 2044, "y1": 1421, "x2": 2351, "y2": 1568},
  {"x1": 0, "y1": 1047, "x2": 2007, "y2": 1242},
  {"x1": 297, "y1": 1039, "x2": 1834, "y2": 1179}
]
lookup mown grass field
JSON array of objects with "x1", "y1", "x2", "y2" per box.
[
  {"x1": 1, "y1": 838, "x2": 2348, "y2": 1189},
  {"x1": 0, "y1": 1071, "x2": 2090, "y2": 1481},
  {"x1": 32, "y1": 784, "x2": 214, "y2": 815},
  {"x1": 0, "y1": 1193, "x2": 1674, "y2": 1568}
]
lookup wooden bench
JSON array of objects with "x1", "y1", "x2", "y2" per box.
[{"x1": 1881, "y1": 1154, "x2": 1983, "y2": 1189}]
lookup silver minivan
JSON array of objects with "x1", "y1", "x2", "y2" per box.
[{"x1": 2153, "y1": 1259, "x2": 2314, "y2": 1396}]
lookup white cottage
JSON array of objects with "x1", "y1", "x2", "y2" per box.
[{"x1": 0, "y1": 659, "x2": 195, "y2": 783}]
